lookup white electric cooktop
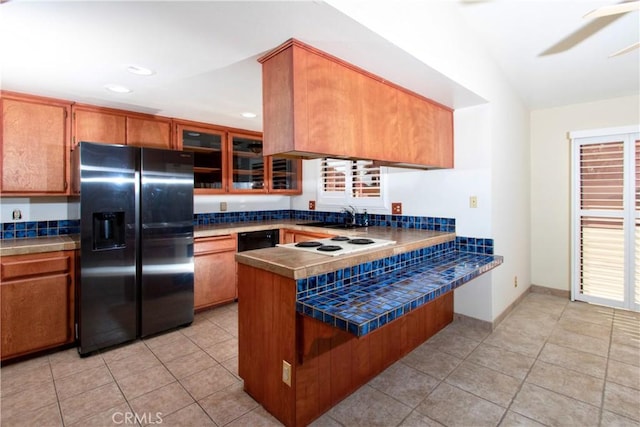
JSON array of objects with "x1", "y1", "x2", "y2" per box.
[{"x1": 278, "y1": 236, "x2": 396, "y2": 257}]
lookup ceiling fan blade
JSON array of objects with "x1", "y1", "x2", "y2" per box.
[
  {"x1": 539, "y1": 14, "x2": 624, "y2": 56},
  {"x1": 609, "y1": 41, "x2": 640, "y2": 57},
  {"x1": 584, "y1": 1, "x2": 640, "y2": 19}
]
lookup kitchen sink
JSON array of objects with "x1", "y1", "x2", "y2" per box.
[{"x1": 296, "y1": 221, "x2": 367, "y2": 229}]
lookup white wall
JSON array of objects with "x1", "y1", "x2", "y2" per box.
[
  {"x1": 0, "y1": 197, "x2": 77, "y2": 223},
  {"x1": 194, "y1": 194, "x2": 290, "y2": 214},
  {"x1": 530, "y1": 94, "x2": 640, "y2": 291},
  {"x1": 326, "y1": 0, "x2": 531, "y2": 322}
]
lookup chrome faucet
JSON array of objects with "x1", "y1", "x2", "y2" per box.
[{"x1": 342, "y1": 205, "x2": 357, "y2": 225}]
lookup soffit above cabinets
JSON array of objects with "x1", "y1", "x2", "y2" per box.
[{"x1": 0, "y1": 1, "x2": 484, "y2": 133}]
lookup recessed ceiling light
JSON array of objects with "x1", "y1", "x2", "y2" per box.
[
  {"x1": 105, "y1": 84, "x2": 132, "y2": 94},
  {"x1": 241, "y1": 112, "x2": 257, "y2": 118},
  {"x1": 127, "y1": 65, "x2": 155, "y2": 76}
]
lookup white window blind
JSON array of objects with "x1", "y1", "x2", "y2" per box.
[{"x1": 319, "y1": 158, "x2": 384, "y2": 207}]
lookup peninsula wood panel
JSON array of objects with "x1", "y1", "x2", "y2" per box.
[
  {"x1": 0, "y1": 250, "x2": 75, "y2": 361},
  {"x1": 238, "y1": 263, "x2": 297, "y2": 426},
  {"x1": 1, "y1": 92, "x2": 71, "y2": 194},
  {"x1": 237, "y1": 263, "x2": 454, "y2": 427}
]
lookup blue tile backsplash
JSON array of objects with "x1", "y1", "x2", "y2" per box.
[
  {"x1": 0, "y1": 210, "x2": 489, "y2": 255},
  {"x1": 1, "y1": 209, "x2": 457, "y2": 241},
  {"x1": 192, "y1": 209, "x2": 455, "y2": 232},
  {"x1": 1, "y1": 220, "x2": 80, "y2": 240}
]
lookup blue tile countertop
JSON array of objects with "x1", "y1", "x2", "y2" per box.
[{"x1": 296, "y1": 252, "x2": 503, "y2": 337}]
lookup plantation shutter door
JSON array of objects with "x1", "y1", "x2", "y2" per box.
[
  {"x1": 571, "y1": 128, "x2": 640, "y2": 311},
  {"x1": 579, "y1": 142, "x2": 625, "y2": 302}
]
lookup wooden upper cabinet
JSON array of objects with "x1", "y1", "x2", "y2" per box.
[
  {"x1": 259, "y1": 39, "x2": 454, "y2": 169},
  {"x1": 126, "y1": 115, "x2": 172, "y2": 149},
  {"x1": 1, "y1": 92, "x2": 71, "y2": 195},
  {"x1": 72, "y1": 104, "x2": 172, "y2": 150},
  {"x1": 72, "y1": 105, "x2": 126, "y2": 147}
]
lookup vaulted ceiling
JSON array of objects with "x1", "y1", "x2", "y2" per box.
[{"x1": 1, "y1": 1, "x2": 637, "y2": 131}]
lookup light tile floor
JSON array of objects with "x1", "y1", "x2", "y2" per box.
[{"x1": 1, "y1": 293, "x2": 638, "y2": 426}]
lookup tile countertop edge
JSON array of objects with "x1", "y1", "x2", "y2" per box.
[
  {"x1": 0, "y1": 235, "x2": 80, "y2": 256},
  {"x1": 234, "y1": 231, "x2": 456, "y2": 279},
  {"x1": 1, "y1": 221, "x2": 455, "y2": 261}
]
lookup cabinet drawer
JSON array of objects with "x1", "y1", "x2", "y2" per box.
[
  {"x1": 195, "y1": 235, "x2": 237, "y2": 254},
  {"x1": 1, "y1": 252, "x2": 71, "y2": 281}
]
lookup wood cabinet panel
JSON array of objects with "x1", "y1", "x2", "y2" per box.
[
  {"x1": 361, "y1": 76, "x2": 398, "y2": 161},
  {"x1": 0, "y1": 251, "x2": 75, "y2": 361},
  {"x1": 260, "y1": 39, "x2": 454, "y2": 169},
  {"x1": 194, "y1": 235, "x2": 237, "y2": 311},
  {"x1": 280, "y1": 229, "x2": 332, "y2": 244},
  {"x1": 1, "y1": 93, "x2": 71, "y2": 194},
  {"x1": 72, "y1": 106, "x2": 126, "y2": 147},
  {"x1": 262, "y1": 45, "x2": 296, "y2": 157},
  {"x1": 126, "y1": 116, "x2": 172, "y2": 149},
  {"x1": 304, "y1": 51, "x2": 361, "y2": 158}
]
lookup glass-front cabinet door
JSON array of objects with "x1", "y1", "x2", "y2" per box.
[
  {"x1": 229, "y1": 133, "x2": 265, "y2": 192},
  {"x1": 178, "y1": 124, "x2": 227, "y2": 193},
  {"x1": 269, "y1": 157, "x2": 301, "y2": 194}
]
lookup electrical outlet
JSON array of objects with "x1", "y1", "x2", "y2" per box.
[
  {"x1": 469, "y1": 196, "x2": 478, "y2": 208},
  {"x1": 514, "y1": 276, "x2": 518, "y2": 287},
  {"x1": 12, "y1": 209, "x2": 22, "y2": 220},
  {"x1": 282, "y1": 360, "x2": 292, "y2": 386},
  {"x1": 220, "y1": 202, "x2": 227, "y2": 212},
  {"x1": 392, "y1": 202, "x2": 402, "y2": 215},
  {"x1": 308, "y1": 200, "x2": 316, "y2": 210}
]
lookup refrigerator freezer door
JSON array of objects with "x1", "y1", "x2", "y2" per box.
[
  {"x1": 78, "y1": 142, "x2": 138, "y2": 355},
  {"x1": 140, "y1": 148, "x2": 194, "y2": 337}
]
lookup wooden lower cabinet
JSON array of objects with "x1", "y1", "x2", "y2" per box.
[
  {"x1": 0, "y1": 250, "x2": 76, "y2": 361},
  {"x1": 280, "y1": 229, "x2": 332, "y2": 244},
  {"x1": 238, "y1": 263, "x2": 454, "y2": 426},
  {"x1": 194, "y1": 235, "x2": 237, "y2": 311}
]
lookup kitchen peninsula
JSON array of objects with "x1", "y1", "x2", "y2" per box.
[{"x1": 235, "y1": 225, "x2": 502, "y2": 426}]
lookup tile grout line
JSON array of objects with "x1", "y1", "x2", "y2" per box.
[
  {"x1": 493, "y1": 300, "x2": 571, "y2": 427},
  {"x1": 174, "y1": 317, "x2": 241, "y2": 427}
]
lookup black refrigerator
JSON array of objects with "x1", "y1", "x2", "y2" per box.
[{"x1": 75, "y1": 141, "x2": 194, "y2": 356}]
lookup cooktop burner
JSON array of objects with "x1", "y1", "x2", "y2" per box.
[
  {"x1": 317, "y1": 245, "x2": 343, "y2": 252},
  {"x1": 348, "y1": 238, "x2": 375, "y2": 245},
  {"x1": 278, "y1": 236, "x2": 396, "y2": 257},
  {"x1": 295, "y1": 241, "x2": 323, "y2": 247}
]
